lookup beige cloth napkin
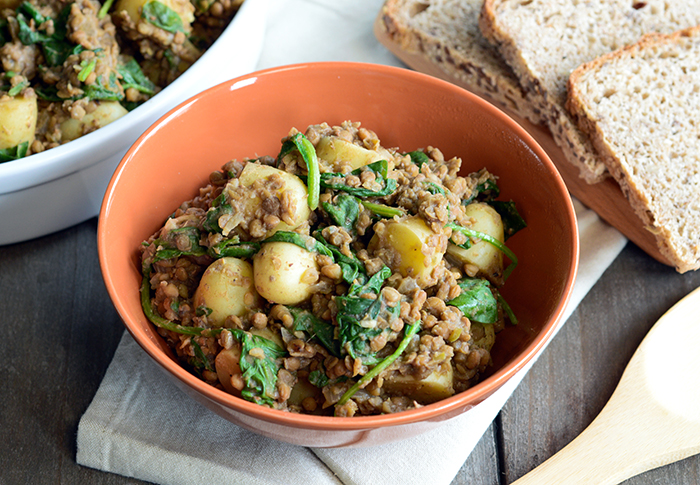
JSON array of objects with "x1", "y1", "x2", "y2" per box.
[{"x1": 77, "y1": 2, "x2": 628, "y2": 483}]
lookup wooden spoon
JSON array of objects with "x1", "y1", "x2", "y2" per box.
[{"x1": 513, "y1": 286, "x2": 700, "y2": 484}]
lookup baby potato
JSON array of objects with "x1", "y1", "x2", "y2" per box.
[
  {"x1": 447, "y1": 202, "x2": 505, "y2": 279},
  {"x1": 315, "y1": 136, "x2": 385, "y2": 171},
  {"x1": 368, "y1": 216, "x2": 446, "y2": 288},
  {"x1": 382, "y1": 360, "x2": 454, "y2": 404},
  {"x1": 215, "y1": 344, "x2": 243, "y2": 396},
  {"x1": 193, "y1": 257, "x2": 261, "y2": 327},
  {"x1": 60, "y1": 101, "x2": 128, "y2": 142},
  {"x1": 470, "y1": 322, "x2": 496, "y2": 352},
  {"x1": 233, "y1": 162, "x2": 311, "y2": 237},
  {"x1": 249, "y1": 326, "x2": 285, "y2": 350},
  {"x1": 287, "y1": 376, "x2": 321, "y2": 411},
  {"x1": 253, "y1": 241, "x2": 319, "y2": 305},
  {"x1": 0, "y1": 95, "x2": 37, "y2": 150}
]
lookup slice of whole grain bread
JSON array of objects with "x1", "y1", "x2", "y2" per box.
[
  {"x1": 377, "y1": 0, "x2": 543, "y2": 125},
  {"x1": 567, "y1": 26, "x2": 700, "y2": 273},
  {"x1": 479, "y1": 0, "x2": 700, "y2": 184}
]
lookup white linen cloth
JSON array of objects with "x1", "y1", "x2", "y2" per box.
[{"x1": 77, "y1": 1, "x2": 629, "y2": 483}]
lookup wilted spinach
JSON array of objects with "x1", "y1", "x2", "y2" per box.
[
  {"x1": 118, "y1": 58, "x2": 156, "y2": 95},
  {"x1": 141, "y1": 1, "x2": 187, "y2": 33},
  {"x1": 16, "y1": 2, "x2": 82, "y2": 67},
  {"x1": 277, "y1": 132, "x2": 320, "y2": 210},
  {"x1": 322, "y1": 193, "x2": 360, "y2": 232},
  {"x1": 320, "y1": 159, "x2": 397, "y2": 198},
  {"x1": 207, "y1": 237, "x2": 260, "y2": 259},
  {"x1": 289, "y1": 308, "x2": 341, "y2": 358},
  {"x1": 487, "y1": 200, "x2": 527, "y2": 240},
  {"x1": 336, "y1": 320, "x2": 421, "y2": 406},
  {"x1": 229, "y1": 329, "x2": 287, "y2": 406},
  {"x1": 336, "y1": 266, "x2": 399, "y2": 365},
  {"x1": 151, "y1": 226, "x2": 207, "y2": 262},
  {"x1": 0, "y1": 141, "x2": 28, "y2": 163},
  {"x1": 202, "y1": 192, "x2": 233, "y2": 233},
  {"x1": 406, "y1": 150, "x2": 430, "y2": 168},
  {"x1": 447, "y1": 278, "x2": 498, "y2": 324}
]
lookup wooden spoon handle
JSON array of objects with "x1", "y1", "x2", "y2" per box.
[
  {"x1": 513, "y1": 362, "x2": 700, "y2": 485},
  {"x1": 514, "y1": 287, "x2": 700, "y2": 484}
]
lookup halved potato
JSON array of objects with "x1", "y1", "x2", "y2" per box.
[
  {"x1": 223, "y1": 162, "x2": 311, "y2": 238},
  {"x1": 382, "y1": 360, "x2": 454, "y2": 403},
  {"x1": 215, "y1": 344, "x2": 243, "y2": 395},
  {"x1": 447, "y1": 202, "x2": 504, "y2": 279},
  {"x1": 0, "y1": 95, "x2": 37, "y2": 149},
  {"x1": 368, "y1": 216, "x2": 446, "y2": 288},
  {"x1": 193, "y1": 257, "x2": 261, "y2": 326},
  {"x1": 60, "y1": 101, "x2": 128, "y2": 142},
  {"x1": 315, "y1": 136, "x2": 386, "y2": 171}
]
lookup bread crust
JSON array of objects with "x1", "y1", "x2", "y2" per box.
[
  {"x1": 567, "y1": 26, "x2": 700, "y2": 272},
  {"x1": 378, "y1": 0, "x2": 543, "y2": 125}
]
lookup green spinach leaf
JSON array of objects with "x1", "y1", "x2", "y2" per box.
[
  {"x1": 289, "y1": 308, "x2": 341, "y2": 358},
  {"x1": 152, "y1": 226, "x2": 207, "y2": 262},
  {"x1": 312, "y1": 230, "x2": 366, "y2": 286},
  {"x1": 464, "y1": 177, "x2": 500, "y2": 205},
  {"x1": 336, "y1": 320, "x2": 421, "y2": 407},
  {"x1": 320, "y1": 159, "x2": 397, "y2": 198},
  {"x1": 202, "y1": 193, "x2": 233, "y2": 233},
  {"x1": 336, "y1": 266, "x2": 396, "y2": 365},
  {"x1": 277, "y1": 132, "x2": 320, "y2": 210},
  {"x1": 0, "y1": 141, "x2": 28, "y2": 162},
  {"x1": 189, "y1": 338, "x2": 214, "y2": 374},
  {"x1": 230, "y1": 329, "x2": 287, "y2": 406},
  {"x1": 321, "y1": 193, "x2": 360, "y2": 232},
  {"x1": 487, "y1": 200, "x2": 527, "y2": 240},
  {"x1": 447, "y1": 278, "x2": 498, "y2": 324},
  {"x1": 407, "y1": 150, "x2": 430, "y2": 168},
  {"x1": 141, "y1": 1, "x2": 187, "y2": 33},
  {"x1": 83, "y1": 72, "x2": 123, "y2": 101},
  {"x1": 16, "y1": 3, "x2": 81, "y2": 67},
  {"x1": 207, "y1": 237, "x2": 260, "y2": 259},
  {"x1": 263, "y1": 231, "x2": 333, "y2": 258},
  {"x1": 360, "y1": 200, "x2": 404, "y2": 218},
  {"x1": 77, "y1": 58, "x2": 96, "y2": 82},
  {"x1": 308, "y1": 368, "x2": 329, "y2": 388},
  {"x1": 118, "y1": 57, "x2": 156, "y2": 95}
]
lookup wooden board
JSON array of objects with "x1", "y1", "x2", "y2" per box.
[{"x1": 373, "y1": 16, "x2": 672, "y2": 267}]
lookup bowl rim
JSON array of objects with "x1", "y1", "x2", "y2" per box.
[
  {"x1": 0, "y1": 0, "x2": 262, "y2": 195},
  {"x1": 99, "y1": 61, "x2": 580, "y2": 431}
]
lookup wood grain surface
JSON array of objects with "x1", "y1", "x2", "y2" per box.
[
  {"x1": 373, "y1": 16, "x2": 672, "y2": 268},
  {"x1": 2, "y1": 219, "x2": 700, "y2": 483}
]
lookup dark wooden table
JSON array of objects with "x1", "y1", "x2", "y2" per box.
[{"x1": 2, "y1": 218, "x2": 699, "y2": 484}]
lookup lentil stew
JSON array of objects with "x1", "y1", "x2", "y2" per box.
[
  {"x1": 139, "y1": 121, "x2": 526, "y2": 417},
  {"x1": 0, "y1": 0, "x2": 243, "y2": 162}
]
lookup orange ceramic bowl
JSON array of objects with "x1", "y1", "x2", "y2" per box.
[{"x1": 98, "y1": 62, "x2": 579, "y2": 448}]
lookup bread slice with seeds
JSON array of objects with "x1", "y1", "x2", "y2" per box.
[
  {"x1": 567, "y1": 26, "x2": 700, "y2": 272},
  {"x1": 376, "y1": 0, "x2": 543, "y2": 125},
  {"x1": 479, "y1": 0, "x2": 700, "y2": 184}
]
